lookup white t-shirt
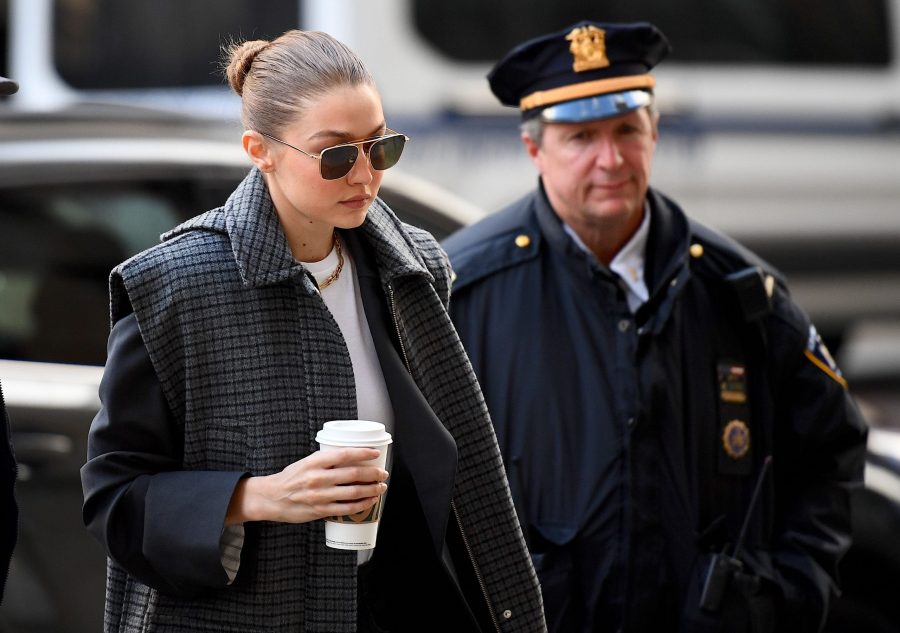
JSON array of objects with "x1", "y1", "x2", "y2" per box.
[{"x1": 305, "y1": 238, "x2": 395, "y2": 437}]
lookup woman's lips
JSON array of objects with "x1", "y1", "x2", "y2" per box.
[{"x1": 339, "y1": 195, "x2": 370, "y2": 209}]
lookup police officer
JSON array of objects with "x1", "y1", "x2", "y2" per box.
[
  {"x1": 1, "y1": 69, "x2": 21, "y2": 608},
  {"x1": 443, "y1": 22, "x2": 867, "y2": 633}
]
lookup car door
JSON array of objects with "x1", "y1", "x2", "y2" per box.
[{"x1": 0, "y1": 170, "x2": 238, "y2": 632}]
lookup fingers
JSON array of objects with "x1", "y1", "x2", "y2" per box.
[
  {"x1": 326, "y1": 481, "x2": 388, "y2": 503},
  {"x1": 328, "y1": 495, "x2": 381, "y2": 514},
  {"x1": 299, "y1": 477, "x2": 387, "y2": 508},
  {"x1": 320, "y1": 495, "x2": 382, "y2": 518},
  {"x1": 328, "y1": 464, "x2": 390, "y2": 485},
  {"x1": 313, "y1": 447, "x2": 383, "y2": 468},
  {"x1": 300, "y1": 448, "x2": 388, "y2": 487},
  {"x1": 255, "y1": 449, "x2": 391, "y2": 524}
]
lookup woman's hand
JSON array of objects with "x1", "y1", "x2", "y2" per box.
[{"x1": 225, "y1": 448, "x2": 388, "y2": 525}]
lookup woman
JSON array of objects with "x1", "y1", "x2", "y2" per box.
[{"x1": 81, "y1": 30, "x2": 545, "y2": 633}]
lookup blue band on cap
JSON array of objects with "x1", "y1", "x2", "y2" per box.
[{"x1": 539, "y1": 90, "x2": 653, "y2": 123}]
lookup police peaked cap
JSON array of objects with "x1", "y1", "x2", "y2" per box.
[{"x1": 488, "y1": 21, "x2": 671, "y2": 122}]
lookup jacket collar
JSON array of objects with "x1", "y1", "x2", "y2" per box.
[
  {"x1": 533, "y1": 178, "x2": 691, "y2": 292},
  {"x1": 358, "y1": 196, "x2": 434, "y2": 288},
  {"x1": 645, "y1": 186, "x2": 691, "y2": 297},
  {"x1": 533, "y1": 179, "x2": 595, "y2": 268},
  {"x1": 163, "y1": 168, "x2": 432, "y2": 290},
  {"x1": 636, "y1": 187, "x2": 693, "y2": 332}
]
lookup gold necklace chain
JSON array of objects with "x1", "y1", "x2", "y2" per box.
[{"x1": 317, "y1": 232, "x2": 344, "y2": 291}]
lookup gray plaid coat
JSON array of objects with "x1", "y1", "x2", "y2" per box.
[{"x1": 102, "y1": 169, "x2": 545, "y2": 632}]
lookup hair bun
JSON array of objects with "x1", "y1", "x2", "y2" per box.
[{"x1": 225, "y1": 39, "x2": 271, "y2": 96}]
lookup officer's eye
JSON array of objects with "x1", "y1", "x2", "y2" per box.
[{"x1": 569, "y1": 130, "x2": 593, "y2": 143}]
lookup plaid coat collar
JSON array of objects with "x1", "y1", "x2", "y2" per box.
[{"x1": 163, "y1": 168, "x2": 433, "y2": 290}]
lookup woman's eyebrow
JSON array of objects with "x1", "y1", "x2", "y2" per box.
[{"x1": 308, "y1": 123, "x2": 387, "y2": 143}]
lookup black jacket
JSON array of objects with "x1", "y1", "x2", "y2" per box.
[
  {"x1": 444, "y1": 183, "x2": 867, "y2": 633},
  {"x1": 0, "y1": 378, "x2": 17, "y2": 603}
]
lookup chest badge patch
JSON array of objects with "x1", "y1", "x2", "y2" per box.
[
  {"x1": 722, "y1": 419, "x2": 751, "y2": 460},
  {"x1": 719, "y1": 363, "x2": 747, "y2": 404},
  {"x1": 717, "y1": 362, "x2": 752, "y2": 472}
]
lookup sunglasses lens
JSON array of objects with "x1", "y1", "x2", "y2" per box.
[
  {"x1": 369, "y1": 135, "x2": 407, "y2": 171},
  {"x1": 319, "y1": 145, "x2": 359, "y2": 180}
]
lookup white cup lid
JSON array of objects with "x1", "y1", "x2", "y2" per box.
[{"x1": 316, "y1": 420, "x2": 392, "y2": 447}]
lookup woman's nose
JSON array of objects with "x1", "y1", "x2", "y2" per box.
[{"x1": 347, "y1": 145, "x2": 375, "y2": 184}]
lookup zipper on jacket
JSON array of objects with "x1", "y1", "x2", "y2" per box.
[
  {"x1": 452, "y1": 500, "x2": 501, "y2": 633},
  {"x1": 387, "y1": 284, "x2": 411, "y2": 372}
]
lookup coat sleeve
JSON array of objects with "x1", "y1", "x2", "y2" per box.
[
  {"x1": 767, "y1": 296, "x2": 868, "y2": 632},
  {"x1": 80, "y1": 313, "x2": 248, "y2": 596}
]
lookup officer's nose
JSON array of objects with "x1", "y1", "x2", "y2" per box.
[{"x1": 592, "y1": 138, "x2": 624, "y2": 170}]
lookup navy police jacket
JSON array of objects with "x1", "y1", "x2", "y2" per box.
[{"x1": 443, "y1": 182, "x2": 867, "y2": 633}]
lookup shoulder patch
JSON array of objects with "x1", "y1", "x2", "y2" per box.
[{"x1": 804, "y1": 325, "x2": 848, "y2": 389}]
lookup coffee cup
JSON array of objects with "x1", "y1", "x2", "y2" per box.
[{"x1": 315, "y1": 420, "x2": 392, "y2": 550}]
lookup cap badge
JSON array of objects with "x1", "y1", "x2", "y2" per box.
[
  {"x1": 722, "y1": 419, "x2": 751, "y2": 460},
  {"x1": 566, "y1": 26, "x2": 610, "y2": 72}
]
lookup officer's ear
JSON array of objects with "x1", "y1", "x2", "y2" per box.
[
  {"x1": 522, "y1": 132, "x2": 539, "y2": 157},
  {"x1": 647, "y1": 106, "x2": 660, "y2": 143}
]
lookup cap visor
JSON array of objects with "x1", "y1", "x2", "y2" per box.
[{"x1": 539, "y1": 90, "x2": 652, "y2": 123}]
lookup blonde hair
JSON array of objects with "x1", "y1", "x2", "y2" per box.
[{"x1": 223, "y1": 30, "x2": 375, "y2": 135}]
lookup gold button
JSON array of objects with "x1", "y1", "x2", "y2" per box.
[
  {"x1": 764, "y1": 274, "x2": 775, "y2": 298},
  {"x1": 514, "y1": 234, "x2": 531, "y2": 248},
  {"x1": 690, "y1": 243, "x2": 704, "y2": 258}
]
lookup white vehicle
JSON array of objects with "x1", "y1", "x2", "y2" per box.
[
  {"x1": 5, "y1": 0, "x2": 900, "y2": 345},
  {"x1": 2, "y1": 3, "x2": 900, "y2": 631}
]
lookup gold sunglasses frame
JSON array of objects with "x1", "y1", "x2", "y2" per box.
[{"x1": 258, "y1": 128, "x2": 409, "y2": 180}]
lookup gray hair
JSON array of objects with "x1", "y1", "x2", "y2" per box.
[
  {"x1": 223, "y1": 30, "x2": 375, "y2": 135},
  {"x1": 520, "y1": 97, "x2": 658, "y2": 147}
]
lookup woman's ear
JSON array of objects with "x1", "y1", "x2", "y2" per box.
[{"x1": 243, "y1": 130, "x2": 277, "y2": 172}]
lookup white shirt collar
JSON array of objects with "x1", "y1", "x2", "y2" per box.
[{"x1": 563, "y1": 203, "x2": 651, "y2": 313}]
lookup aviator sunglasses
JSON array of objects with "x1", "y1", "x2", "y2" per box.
[{"x1": 260, "y1": 129, "x2": 409, "y2": 180}]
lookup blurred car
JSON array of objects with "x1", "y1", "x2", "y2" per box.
[
  {"x1": 825, "y1": 323, "x2": 900, "y2": 633},
  {"x1": 1, "y1": 104, "x2": 899, "y2": 633},
  {"x1": 0, "y1": 105, "x2": 481, "y2": 633}
]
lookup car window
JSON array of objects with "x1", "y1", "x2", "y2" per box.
[
  {"x1": 52, "y1": 0, "x2": 300, "y2": 89},
  {"x1": 413, "y1": 0, "x2": 891, "y2": 66},
  {"x1": 0, "y1": 181, "x2": 219, "y2": 366},
  {"x1": 0, "y1": 172, "x2": 459, "y2": 367}
]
